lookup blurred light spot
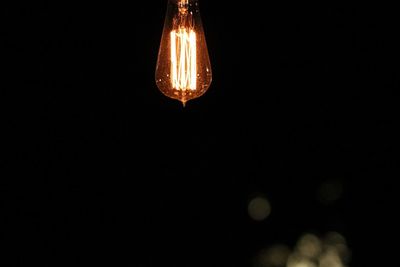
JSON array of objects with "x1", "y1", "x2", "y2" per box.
[
  {"x1": 319, "y1": 248, "x2": 344, "y2": 267},
  {"x1": 324, "y1": 232, "x2": 346, "y2": 246},
  {"x1": 248, "y1": 196, "x2": 271, "y2": 221},
  {"x1": 264, "y1": 232, "x2": 350, "y2": 267},
  {"x1": 323, "y1": 232, "x2": 351, "y2": 263},
  {"x1": 287, "y1": 254, "x2": 317, "y2": 267},
  {"x1": 296, "y1": 234, "x2": 322, "y2": 259},
  {"x1": 255, "y1": 245, "x2": 291, "y2": 267},
  {"x1": 317, "y1": 180, "x2": 343, "y2": 205}
]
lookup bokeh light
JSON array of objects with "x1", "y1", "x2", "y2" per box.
[
  {"x1": 287, "y1": 254, "x2": 317, "y2": 267},
  {"x1": 255, "y1": 232, "x2": 350, "y2": 267},
  {"x1": 319, "y1": 248, "x2": 343, "y2": 267},
  {"x1": 248, "y1": 196, "x2": 272, "y2": 221},
  {"x1": 323, "y1": 232, "x2": 351, "y2": 264},
  {"x1": 296, "y1": 234, "x2": 322, "y2": 259}
]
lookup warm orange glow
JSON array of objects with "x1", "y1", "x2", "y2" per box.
[
  {"x1": 170, "y1": 28, "x2": 197, "y2": 91},
  {"x1": 155, "y1": 0, "x2": 212, "y2": 106}
]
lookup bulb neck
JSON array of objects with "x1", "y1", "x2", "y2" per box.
[
  {"x1": 172, "y1": 0, "x2": 199, "y2": 6},
  {"x1": 175, "y1": 0, "x2": 199, "y2": 16},
  {"x1": 175, "y1": 0, "x2": 198, "y2": 3}
]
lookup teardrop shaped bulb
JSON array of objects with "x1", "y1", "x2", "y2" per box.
[{"x1": 155, "y1": 0, "x2": 212, "y2": 106}]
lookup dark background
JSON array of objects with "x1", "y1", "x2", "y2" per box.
[{"x1": 1, "y1": 1, "x2": 397, "y2": 266}]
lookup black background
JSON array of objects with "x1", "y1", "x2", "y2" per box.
[{"x1": 1, "y1": 1, "x2": 397, "y2": 266}]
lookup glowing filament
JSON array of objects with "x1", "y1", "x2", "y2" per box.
[{"x1": 170, "y1": 28, "x2": 197, "y2": 91}]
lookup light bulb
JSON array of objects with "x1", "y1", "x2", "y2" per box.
[{"x1": 155, "y1": 0, "x2": 212, "y2": 106}]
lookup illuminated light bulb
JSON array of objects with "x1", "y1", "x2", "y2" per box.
[{"x1": 155, "y1": 0, "x2": 212, "y2": 106}]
